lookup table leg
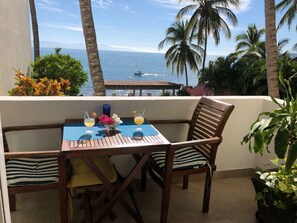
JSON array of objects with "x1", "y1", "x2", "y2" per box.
[{"x1": 96, "y1": 153, "x2": 150, "y2": 222}]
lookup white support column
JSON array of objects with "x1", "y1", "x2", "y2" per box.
[{"x1": 0, "y1": 112, "x2": 12, "y2": 223}]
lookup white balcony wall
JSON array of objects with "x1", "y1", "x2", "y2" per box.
[
  {"x1": 0, "y1": 96, "x2": 279, "y2": 173},
  {"x1": 0, "y1": 0, "x2": 32, "y2": 96}
]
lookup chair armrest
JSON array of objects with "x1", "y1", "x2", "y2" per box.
[
  {"x1": 171, "y1": 137, "x2": 222, "y2": 149},
  {"x1": 4, "y1": 150, "x2": 60, "y2": 159}
]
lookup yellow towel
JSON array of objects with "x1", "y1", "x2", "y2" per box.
[{"x1": 67, "y1": 156, "x2": 117, "y2": 221}]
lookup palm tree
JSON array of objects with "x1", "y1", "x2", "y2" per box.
[
  {"x1": 293, "y1": 43, "x2": 297, "y2": 51},
  {"x1": 276, "y1": 0, "x2": 297, "y2": 53},
  {"x1": 278, "y1": 38, "x2": 290, "y2": 55},
  {"x1": 276, "y1": 0, "x2": 297, "y2": 30},
  {"x1": 29, "y1": 0, "x2": 40, "y2": 60},
  {"x1": 159, "y1": 20, "x2": 203, "y2": 88},
  {"x1": 177, "y1": 0, "x2": 239, "y2": 71},
  {"x1": 265, "y1": 0, "x2": 280, "y2": 98},
  {"x1": 235, "y1": 24, "x2": 265, "y2": 58},
  {"x1": 79, "y1": 0, "x2": 105, "y2": 96}
]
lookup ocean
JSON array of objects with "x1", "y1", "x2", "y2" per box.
[{"x1": 40, "y1": 48, "x2": 217, "y2": 96}]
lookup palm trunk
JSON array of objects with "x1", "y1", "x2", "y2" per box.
[
  {"x1": 184, "y1": 64, "x2": 189, "y2": 88},
  {"x1": 79, "y1": 0, "x2": 105, "y2": 96},
  {"x1": 202, "y1": 24, "x2": 208, "y2": 71},
  {"x1": 29, "y1": 0, "x2": 40, "y2": 60},
  {"x1": 265, "y1": 0, "x2": 280, "y2": 98}
]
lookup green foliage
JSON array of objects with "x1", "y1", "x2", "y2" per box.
[
  {"x1": 31, "y1": 48, "x2": 88, "y2": 96},
  {"x1": 276, "y1": 0, "x2": 297, "y2": 30},
  {"x1": 242, "y1": 73, "x2": 297, "y2": 172},
  {"x1": 235, "y1": 24, "x2": 265, "y2": 58},
  {"x1": 199, "y1": 53, "x2": 251, "y2": 95},
  {"x1": 199, "y1": 51, "x2": 297, "y2": 97},
  {"x1": 176, "y1": 0, "x2": 239, "y2": 70},
  {"x1": 160, "y1": 91, "x2": 171, "y2": 96},
  {"x1": 176, "y1": 87, "x2": 191, "y2": 96},
  {"x1": 255, "y1": 163, "x2": 297, "y2": 209}
]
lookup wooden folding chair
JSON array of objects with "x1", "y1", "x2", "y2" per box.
[
  {"x1": 143, "y1": 97, "x2": 234, "y2": 221},
  {"x1": 2, "y1": 124, "x2": 63, "y2": 211}
]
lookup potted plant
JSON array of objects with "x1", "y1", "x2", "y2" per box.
[{"x1": 242, "y1": 73, "x2": 297, "y2": 223}]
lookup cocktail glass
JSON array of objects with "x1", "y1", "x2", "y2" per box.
[
  {"x1": 133, "y1": 111, "x2": 145, "y2": 132},
  {"x1": 84, "y1": 111, "x2": 95, "y2": 134}
]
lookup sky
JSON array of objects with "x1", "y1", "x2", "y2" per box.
[{"x1": 34, "y1": 0, "x2": 297, "y2": 55}]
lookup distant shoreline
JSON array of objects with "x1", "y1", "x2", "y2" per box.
[{"x1": 38, "y1": 46, "x2": 225, "y2": 57}]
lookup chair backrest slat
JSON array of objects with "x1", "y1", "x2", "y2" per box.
[{"x1": 188, "y1": 97, "x2": 234, "y2": 161}]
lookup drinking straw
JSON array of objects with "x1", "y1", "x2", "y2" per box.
[{"x1": 85, "y1": 111, "x2": 90, "y2": 119}]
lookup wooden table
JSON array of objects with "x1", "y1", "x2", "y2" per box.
[{"x1": 59, "y1": 119, "x2": 171, "y2": 223}]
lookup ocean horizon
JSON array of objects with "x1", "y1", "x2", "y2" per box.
[{"x1": 40, "y1": 48, "x2": 218, "y2": 96}]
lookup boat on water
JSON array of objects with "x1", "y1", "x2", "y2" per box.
[{"x1": 134, "y1": 70, "x2": 144, "y2": 76}]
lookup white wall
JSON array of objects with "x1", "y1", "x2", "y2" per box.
[
  {"x1": 213, "y1": 96, "x2": 266, "y2": 171},
  {"x1": 0, "y1": 0, "x2": 32, "y2": 96},
  {"x1": 0, "y1": 96, "x2": 277, "y2": 172}
]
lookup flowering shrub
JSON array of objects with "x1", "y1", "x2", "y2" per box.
[
  {"x1": 98, "y1": 114, "x2": 123, "y2": 126},
  {"x1": 256, "y1": 162, "x2": 297, "y2": 209},
  {"x1": 8, "y1": 70, "x2": 70, "y2": 96}
]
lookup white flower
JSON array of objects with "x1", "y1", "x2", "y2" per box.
[
  {"x1": 267, "y1": 174, "x2": 276, "y2": 180},
  {"x1": 265, "y1": 181, "x2": 275, "y2": 188},
  {"x1": 260, "y1": 172, "x2": 270, "y2": 180},
  {"x1": 112, "y1": 113, "x2": 123, "y2": 126}
]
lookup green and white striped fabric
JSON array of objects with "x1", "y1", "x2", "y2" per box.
[
  {"x1": 6, "y1": 157, "x2": 58, "y2": 186},
  {"x1": 151, "y1": 147, "x2": 208, "y2": 170}
]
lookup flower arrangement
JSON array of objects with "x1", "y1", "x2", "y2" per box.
[{"x1": 98, "y1": 113, "x2": 122, "y2": 128}]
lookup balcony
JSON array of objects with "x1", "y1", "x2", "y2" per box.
[{"x1": 0, "y1": 96, "x2": 278, "y2": 222}]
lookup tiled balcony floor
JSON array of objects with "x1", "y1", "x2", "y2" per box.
[{"x1": 11, "y1": 176, "x2": 257, "y2": 223}]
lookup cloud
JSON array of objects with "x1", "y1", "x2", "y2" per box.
[
  {"x1": 151, "y1": 0, "x2": 187, "y2": 9},
  {"x1": 230, "y1": 0, "x2": 252, "y2": 13},
  {"x1": 109, "y1": 44, "x2": 160, "y2": 53},
  {"x1": 152, "y1": 0, "x2": 252, "y2": 13},
  {"x1": 91, "y1": 0, "x2": 112, "y2": 9},
  {"x1": 41, "y1": 23, "x2": 83, "y2": 32},
  {"x1": 123, "y1": 6, "x2": 136, "y2": 14},
  {"x1": 37, "y1": 0, "x2": 64, "y2": 13},
  {"x1": 69, "y1": 14, "x2": 79, "y2": 18}
]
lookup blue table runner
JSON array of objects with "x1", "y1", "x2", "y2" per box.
[{"x1": 63, "y1": 120, "x2": 158, "y2": 141}]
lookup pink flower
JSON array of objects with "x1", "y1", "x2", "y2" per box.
[{"x1": 98, "y1": 114, "x2": 115, "y2": 125}]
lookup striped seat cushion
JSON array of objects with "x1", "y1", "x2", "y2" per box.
[
  {"x1": 151, "y1": 147, "x2": 208, "y2": 170},
  {"x1": 6, "y1": 157, "x2": 58, "y2": 187}
]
